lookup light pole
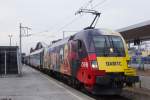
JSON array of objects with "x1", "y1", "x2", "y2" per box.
[
  {"x1": 8, "y1": 34, "x2": 13, "y2": 46},
  {"x1": 19, "y1": 23, "x2": 31, "y2": 63}
]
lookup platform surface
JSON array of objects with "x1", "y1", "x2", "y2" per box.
[{"x1": 0, "y1": 65, "x2": 93, "y2": 100}]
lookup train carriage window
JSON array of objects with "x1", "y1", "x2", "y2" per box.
[{"x1": 60, "y1": 47, "x2": 64, "y2": 63}]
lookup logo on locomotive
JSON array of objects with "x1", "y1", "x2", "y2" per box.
[{"x1": 106, "y1": 62, "x2": 121, "y2": 66}]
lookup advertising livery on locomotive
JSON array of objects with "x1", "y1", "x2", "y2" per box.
[{"x1": 25, "y1": 28, "x2": 139, "y2": 95}]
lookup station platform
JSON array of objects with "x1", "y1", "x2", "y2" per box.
[
  {"x1": 0, "y1": 65, "x2": 93, "y2": 100},
  {"x1": 130, "y1": 64, "x2": 150, "y2": 90},
  {"x1": 123, "y1": 68, "x2": 150, "y2": 98},
  {"x1": 137, "y1": 69, "x2": 150, "y2": 90},
  {"x1": 0, "y1": 65, "x2": 149, "y2": 100}
]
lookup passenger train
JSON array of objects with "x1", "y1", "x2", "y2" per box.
[{"x1": 25, "y1": 28, "x2": 139, "y2": 95}]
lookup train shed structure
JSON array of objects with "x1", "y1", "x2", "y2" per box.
[
  {"x1": 0, "y1": 46, "x2": 21, "y2": 75},
  {"x1": 118, "y1": 20, "x2": 150, "y2": 43}
]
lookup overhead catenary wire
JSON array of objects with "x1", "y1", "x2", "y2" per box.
[
  {"x1": 56, "y1": 16, "x2": 82, "y2": 33},
  {"x1": 30, "y1": 0, "x2": 108, "y2": 40},
  {"x1": 79, "y1": 0, "x2": 107, "y2": 10},
  {"x1": 24, "y1": 0, "x2": 109, "y2": 53},
  {"x1": 29, "y1": 15, "x2": 82, "y2": 39},
  {"x1": 31, "y1": 0, "x2": 94, "y2": 36},
  {"x1": 27, "y1": 14, "x2": 79, "y2": 38},
  {"x1": 30, "y1": 0, "x2": 106, "y2": 38},
  {"x1": 45, "y1": 0, "x2": 107, "y2": 39},
  {"x1": 29, "y1": 30, "x2": 50, "y2": 37},
  {"x1": 92, "y1": 0, "x2": 107, "y2": 9},
  {"x1": 80, "y1": 0, "x2": 94, "y2": 9}
]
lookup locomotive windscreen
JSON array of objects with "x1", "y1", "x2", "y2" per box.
[{"x1": 93, "y1": 35, "x2": 125, "y2": 57}]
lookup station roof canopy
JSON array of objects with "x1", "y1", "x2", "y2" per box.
[
  {"x1": 0, "y1": 46, "x2": 19, "y2": 51},
  {"x1": 117, "y1": 20, "x2": 150, "y2": 42}
]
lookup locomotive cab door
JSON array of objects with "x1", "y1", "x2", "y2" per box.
[
  {"x1": 70, "y1": 39, "x2": 87, "y2": 77},
  {"x1": 77, "y1": 40, "x2": 87, "y2": 59},
  {"x1": 69, "y1": 40, "x2": 80, "y2": 77}
]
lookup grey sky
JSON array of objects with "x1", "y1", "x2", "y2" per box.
[{"x1": 0, "y1": 0, "x2": 150, "y2": 53}]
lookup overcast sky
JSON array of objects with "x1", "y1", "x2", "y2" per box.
[{"x1": 0, "y1": 0, "x2": 150, "y2": 53}]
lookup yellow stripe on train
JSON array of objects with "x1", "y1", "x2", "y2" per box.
[{"x1": 97, "y1": 57, "x2": 128, "y2": 72}]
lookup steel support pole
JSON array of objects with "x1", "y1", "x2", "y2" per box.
[
  {"x1": 19, "y1": 23, "x2": 22, "y2": 65},
  {"x1": 4, "y1": 51, "x2": 7, "y2": 75}
]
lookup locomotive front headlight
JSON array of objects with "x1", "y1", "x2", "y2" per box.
[{"x1": 91, "y1": 60, "x2": 98, "y2": 69}]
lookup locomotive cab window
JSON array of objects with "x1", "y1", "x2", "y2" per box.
[
  {"x1": 93, "y1": 35, "x2": 125, "y2": 57},
  {"x1": 59, "y1": 47, "x2": 64, "y2": 63}
]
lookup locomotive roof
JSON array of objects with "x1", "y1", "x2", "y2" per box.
[
  {"x1": 47, "y1": 28, "x2": 122, "y2": 48},
  {"x1": 28, "y1": 28, "x2": 123, "y2": 55},
  {"x1": 77, "y1": 28, "x2": 121, "y2": 36}
]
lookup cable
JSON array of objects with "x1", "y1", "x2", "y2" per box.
[
  {"x1": 26, "y1": 0, "x2": 108, "y2": 52},
  {"x1": 30, "y1": 1, "x2": 95, "y2": 38},
  {"x1": 32, "y1": 30, "x2": 48, "y2": 35},
  {"x1": 56, "y1": 16, "x2": 82, "y2": 33},
  {"x1": 79, "y1": 0, "x2": 107, "y2": 10},
  {"x1": 30, "y1": 30, "x2": 50, "y2": 37},
  {"x1": 30, "y1": 11, "x2": 83, "y2": 38},
  {"x1": 85, "y1": 0, "x2": 94, "y2": 9},
  {"x1": 92, "y1": 0, "x2": 107, "y2": 9},
  {"x1": 80, "y1": 0, "x2": 94, "y2": 9},
  {"x1": 54, "y1": 1, "x2": 100, "y2": 33},
  {"x1": 29, "y1": 0, "x2": 107, "y2": 41}
]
